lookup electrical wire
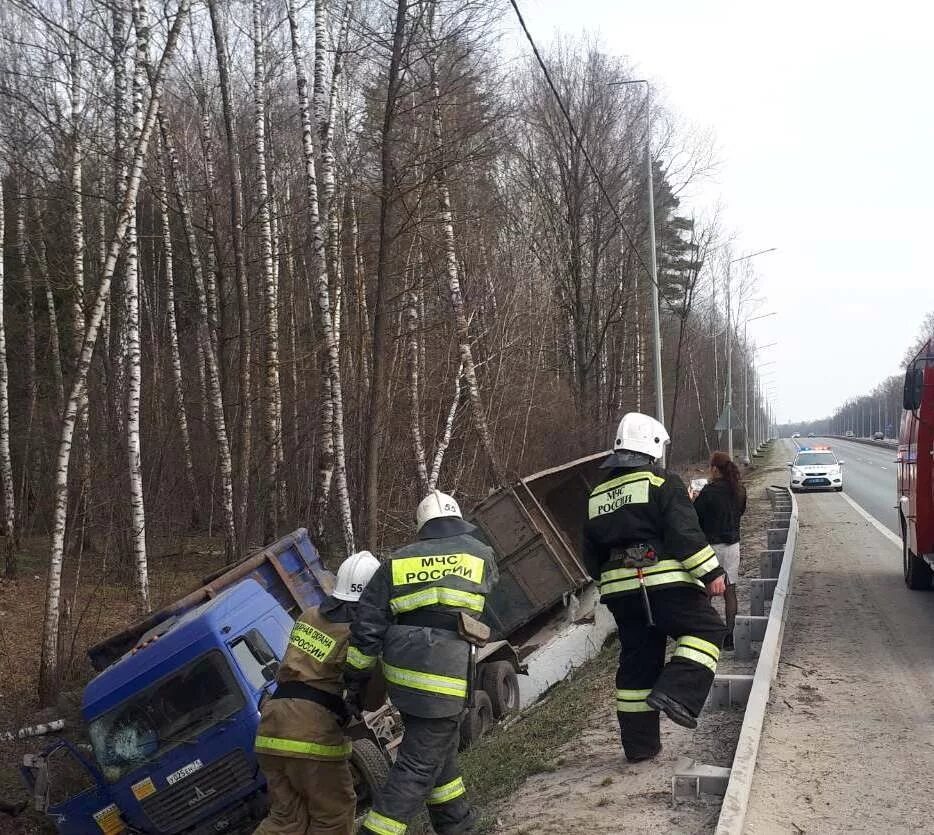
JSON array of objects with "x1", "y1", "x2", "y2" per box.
[{"x1": 508, "y1": 0, "x2": 660, "y2": 291}]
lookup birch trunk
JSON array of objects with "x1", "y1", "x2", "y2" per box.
[
  {"x1": 32, "y1": 225, "x2": 65, "y2": 414},
  {"x1": 125, "y1": 0, "x2": 150, "y2": 613},
  {"x1": 287, "y1": 0, "x2": 354, "y2": 554},
  {"x1": 428, "y1": 361, "x2": 463, "y2": 492},
  {"x1": 38, "y1": 0, "x2": 190, "y2": 705},
  {"x1": 157, "y1": 144, "x2": 200, "y2": 527},
  {"x1": 429, "y1": 73, "x2": 502, "y2": 485},
  {"x1": 207, "y1": 0, "x2": 251, "y2": 552},
  {"x1": 159, "y1": 118, "x2": 236, "y2": 563},
  {"x1": 405, "y1": 288, "x2": 428, "y2": 493},
  {"x1": 16, "y1": 192, "x2": 37, "y2": 537},
  {"x1": 0, "y1": 180, "x2": 15, "y2": 576},
  {"x1": 252, "y1": 0, "x2": 283, "y2": 543}
]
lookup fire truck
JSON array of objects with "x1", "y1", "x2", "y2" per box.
[{"x1": 898, "y1": 337, "x2": 934, "y2": 589}]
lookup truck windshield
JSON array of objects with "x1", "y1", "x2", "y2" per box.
[
  {"x1": 795, "y1": 453, "x2": 837, "y2": 466},
  {"x1": 88, "y1": 651, "x2": 244, "y2": 783}
]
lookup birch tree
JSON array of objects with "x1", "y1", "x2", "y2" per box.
[
  {"x1": 0, "y1": 178, "x2": 15, "y2": 577},
  {"x1": 252, "y1": 0, "x2": 284, "y2": 542},
  {"x1": 39, "y1": 0, "x2": 191, "y2": 705},
  {"x1": 286, "y1": 0, "x2": 354, "y2": 554}
]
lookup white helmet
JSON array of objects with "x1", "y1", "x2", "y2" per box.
[
  {"x1": 333, "y1": 550, "x2": 380, "y2": 601},
  {"x1": 416, "y1": 490, "x2": 462, "y2": 532},
  {"x1": 608, "y1": 412, "x2": 670, "y2": 464}
]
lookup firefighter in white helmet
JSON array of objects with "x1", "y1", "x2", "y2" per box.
[
  {"x1": 346, "y1": 490, "x2": 499, "y2": 835},
  {"x1": 582, "y1": 413, "x2": 727, "y2": 762},
  {"x1": 253, "y1": 550, "x2": 381, "y2": 835}
]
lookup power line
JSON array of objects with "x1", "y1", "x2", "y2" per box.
[{"x1": 507, "y1": 0, "x2": 660, "y2": 292}]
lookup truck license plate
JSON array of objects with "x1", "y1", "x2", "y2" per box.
[{"x1": 166, "y1": 759, "x2": 204, "y2": 785}]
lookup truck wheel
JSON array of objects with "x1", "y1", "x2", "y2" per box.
[
  {"x1": 903, "y1": 519, "x2": 932, "y2": 590},
  {"x1": 459, "y1": 691, "x2": 493, "y2": 750},
  {"x1": 481, "y1": 660, "x2": 520, "y2": 719},
  {"x1": 350, "y1": 738, "x2": 390, "y2": 814}
]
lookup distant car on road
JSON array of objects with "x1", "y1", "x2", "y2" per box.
[
  {"x1": 791, "y1": 432, "x2": 800, "y2": 439},
  {"x1": 787, "y1": 445, "x2": 844, "y2": 493},
  {"x1": 872, "y1": 431, "x2": 885, "y2": 440},
  {"x1": 845, "y1": 430, "x2": 855, "y2": 438},
  {"x1": 808, "y1": 432, "x2": 815, "y2": 438}
]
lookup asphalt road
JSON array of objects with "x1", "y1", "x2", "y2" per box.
[
  {"x1": 790, "y1": 436, "x2": 899, "y2": 536},
  {"x1": 747, "y1": 490, "x2": 934, "y2": 832}
]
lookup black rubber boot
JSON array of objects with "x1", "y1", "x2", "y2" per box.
[
  {"x1": 626, "y1": 744, "x2": 662, "y2": 763},
  {"x1": 647, "y1": 691, "x2": 698, "y2": 729}
]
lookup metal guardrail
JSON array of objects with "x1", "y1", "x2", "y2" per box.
[
  {"x1": 827, "y1": 434, "x2": 898, "y2": 450},
  {"x1": 707, "y1": 483, "x2": 798, "y2": 834}
]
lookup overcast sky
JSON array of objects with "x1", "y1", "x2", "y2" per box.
[{"x1": 503, "y1": 0, "x2": 934, "y2": 423}]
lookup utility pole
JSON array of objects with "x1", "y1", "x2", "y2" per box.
[{"x1": 610, "y1": 78, "x2": 663, "y2": 423}]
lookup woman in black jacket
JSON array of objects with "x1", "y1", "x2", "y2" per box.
[{"x1": 694, "y1": 452, "x2": 747, "y2": 650}]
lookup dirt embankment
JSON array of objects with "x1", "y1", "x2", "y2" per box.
[{"x1": 469, "y1": 452, "x2": 785, "y2": 834}]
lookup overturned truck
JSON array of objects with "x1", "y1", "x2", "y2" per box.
[{"x1": 23, "y1": 453, "x2": 609, "y2": 834}]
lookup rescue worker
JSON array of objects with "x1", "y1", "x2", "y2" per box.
[
  {"x1": 582, "y1": 413, "x2": 728, "y2": 763},
  {"x1": 253, "y1": 550, "x2": 381, "y2": 835},
  {"x1": 345, "y1": 490, "x2": 498, "y2": 835}
]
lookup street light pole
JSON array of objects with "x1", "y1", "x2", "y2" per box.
[
  {"x1": 610, "y1": 78, "x2": 663, "y2": 423},
  {"x1": 724, "y1": 248, "x2": 776, "y2": 459}
]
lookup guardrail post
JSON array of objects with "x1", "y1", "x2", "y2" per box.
[
  {"x1": 672, "y1": 759, "x2": 731, "y2": 799},
  {"x1": 733, "y1": 615, "x2": 769, "y2": 660},
  {"x1": 759, "y1": 550, "x2": 783, "y2": 578},
  {"x1": 767, "y1": 528, "x2": 788, "y2": 549},
  {"x1": 707, "y1": 674, "x2": 754, "y2": 709},
  {"x1": 750, "y1": 578, "x2": 778, "y2": 616}
]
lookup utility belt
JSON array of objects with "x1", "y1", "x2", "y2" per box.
[
  {"x1": 272, "y1": 680, "x2": 348, "y2": 723},
  {"x1": 396, "y1": 610, "x2": 461, "y2": 633}
]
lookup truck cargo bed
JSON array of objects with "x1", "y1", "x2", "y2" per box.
[{"x1": 469, "y1": 451, "x2": 608, "y2": 637}]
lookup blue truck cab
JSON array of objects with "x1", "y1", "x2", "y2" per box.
[{"x1": 22, "y1": 530, "x2": 337, "y2": 834}]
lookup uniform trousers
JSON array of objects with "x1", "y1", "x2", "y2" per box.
[
  {"x1": 254, "y1": 753, "x2": 355, "y2": 835},
  {"x1": 361, "y1": 713, "x2": 473, "y2": 835},
  {"x1": 609, "y1": 586, "x2": 727, "y2": 760}
]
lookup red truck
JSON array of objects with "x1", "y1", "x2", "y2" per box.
[{"x1": 899, "y1": 337, "x2": 934, "y2": 589}]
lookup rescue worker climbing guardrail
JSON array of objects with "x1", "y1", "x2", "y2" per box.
[
  {"x1": 344, "y1": 490, "x2": 499, "y2": 835},
  {"x1": 582, "y1": 413, "x2": 727, "y2": 763},
  {"x1": 253, "y1": 550, "x2": 381, "y2": 835}
]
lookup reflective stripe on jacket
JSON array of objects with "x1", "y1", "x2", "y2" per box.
[
  {"x1": 255, "y1": 605, "x2": 351, "y2": 760},
  {"x1": 582, "y1": 467, "x2": 724, "y2": 603},
  {"x1": 346, "y1": 519, "x2": 498, "y2": 718}
]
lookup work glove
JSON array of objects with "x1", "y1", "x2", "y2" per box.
[{"x1": 343, "y1": 678, "x2": 366, "y2": 723}]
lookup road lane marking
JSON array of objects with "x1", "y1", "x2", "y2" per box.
[{"x1": 839, "y1": 492, "x2": 901, "y2": 550}]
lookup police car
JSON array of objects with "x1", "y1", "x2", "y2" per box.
[{"x1": 788, "y1": 446, "x2": 844, "y2": 492}]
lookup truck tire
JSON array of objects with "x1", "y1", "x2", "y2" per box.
[
  {"x1": 480, "y1": 660, "x2": 520, "y2": 720},
  {"x1": 459, "y1": 691, "x2": 493, "y2": 750},
  {"x1": 350, "y1": 738, "x2": 390, "y2": 814},
  {"x1": 903, "y1": 519, "x2": 932, "y2": 590}
]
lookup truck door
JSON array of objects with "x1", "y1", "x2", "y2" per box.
[{"x1": 24, "y1": 740, "x2": 125, "y2": 835}]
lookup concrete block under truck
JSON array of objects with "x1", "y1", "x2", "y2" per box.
[
  {"x1": 899, "y1": 336, "x2": 934, "y2": 589},
  {"x1": 20, "y1": 529, "x2": 401, "y2": 835}
]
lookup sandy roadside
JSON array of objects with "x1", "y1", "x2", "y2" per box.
[{"x1": 486, "y1": 457, "x2": 784, "y2": 835}]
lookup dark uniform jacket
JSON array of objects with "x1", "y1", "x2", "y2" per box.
[
  {"x1": 345, "y1": 518, "x2": 498, "y2": 719},
  {"x1": 254, "y1": 600, "x2": 353, "y2": 762},
  {"x1": 694, "y1": 479, "x2": 747, "y2": 545},
  {"x1": 582, "y1": 465, "x2": 724, "y2": 603}
]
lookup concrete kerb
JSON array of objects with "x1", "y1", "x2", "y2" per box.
[{"x1": 714, "y1": 486, "x2": 799, "y2": 835}]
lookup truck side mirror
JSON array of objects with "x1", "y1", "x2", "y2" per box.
[
  {"x1": 262, "y1": 661, "x2": 280, "y2": 683},
  {"x1": 786, "y1": 461, "x2": 793, "y2": 467},
  {"x1": 904, "y1": 363, "x2": 924, "y2": 411},
  {"x1": 838, "y1": 460, "x2": 845, "y2": 465}
]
